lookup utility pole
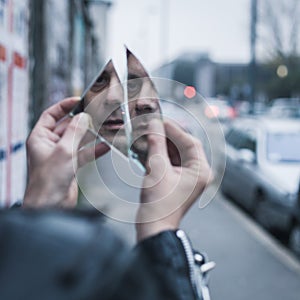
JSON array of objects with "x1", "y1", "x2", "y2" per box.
[
  {"x1": 160, "y1": 0, "x2": 169, "y2": 63},
  {"x1": 29, "y1": 0, "x2": 46, "y2": 126},
  {"x1": 249, "y1": 0, "x2": 258, "y2": 113}
]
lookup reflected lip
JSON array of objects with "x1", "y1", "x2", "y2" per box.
[{"x1": 103, "y1": 118, "x2": 124, "y2": 130}]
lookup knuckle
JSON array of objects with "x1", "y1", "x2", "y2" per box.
[
  {"x1": 40, "y1": 110, "x2": 49, "y2": 119},
  {"x1": 147, "y1": 134, "x2": 159, "y2": 146},
  {"x1": 193, "y1": 137, "x2": 203, "y2": 149},
  {"x1": 55, "y1": 143, "x2": 72, "y2": 157}
]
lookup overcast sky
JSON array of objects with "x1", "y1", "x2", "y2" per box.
[{"x1": 107, "y1": 0, "x2": 251, "y2": 70}]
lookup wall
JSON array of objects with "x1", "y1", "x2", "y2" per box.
[
  {"x1": 0, "y1": 0, "x2": 29, "y2": 207},
  {"x1": 0, "y1": 0, "x2": 111, "y2": 207}
]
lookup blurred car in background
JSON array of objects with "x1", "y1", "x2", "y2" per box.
[
  {"x1": 221, "y1": 117, "x2": 300, "y2": 234},
  {"x1": 234, "y1": 101, "x2": 251, "y2": 116},
  {"x1": 234, "y1": 101, "x2": 267, "y2": 117},
  {"x1": 160, "y1": 100, "x2": 199, "y2": 136},
  {"x1": 267, "y1": 98, "x2": 300, "y2": 119},
  {"x1": 270, "y1": 98, "x2": 300, "y2": 107},
  {"x1": 204, "y1": 98, "x2": 236, "y2": 122},
  {"x1": 289, "y1": 181, "x2": 300, "y2": 257},
  {"x1": 253, "y1": 102, "x2": 268, "y2": 116}
]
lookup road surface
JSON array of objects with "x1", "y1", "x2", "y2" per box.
[{"x1": 79, "y1": 155, "x2": 300, "y2": 300}]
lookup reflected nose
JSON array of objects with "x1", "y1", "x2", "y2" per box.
[
  {"x1": 105, "y1": 78, "x2": 123, "y2": 106},
  {"x1": 135, "y1": 98, "x2": 158, "y2": 115}
]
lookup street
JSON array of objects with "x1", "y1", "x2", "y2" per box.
[
  {"x1": 182, "y1": 194, "x2": 300, "y2": 300},
  {"x1": 80, "y1": 155, "x2": 300, "y2": 300}
]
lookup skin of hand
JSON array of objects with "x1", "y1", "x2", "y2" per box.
[
  {"x1": 136, "y1": 119, "x2": 213, "y2": 241},
  {"x1": 23, "y1": 97, "x2": 109, "y2": 208}
]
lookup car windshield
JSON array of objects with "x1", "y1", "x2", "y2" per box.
[{"x1": 267, "y1": 132, "x2": 300, "y2": 163}]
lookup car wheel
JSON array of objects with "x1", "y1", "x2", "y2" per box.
[{"x1": 289, "y1": 225, "x2": 300, "y2": 257}]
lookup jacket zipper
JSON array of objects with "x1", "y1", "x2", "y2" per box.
[{"x1": 176, "y1": 230, "x2": 202, "y2": 299}]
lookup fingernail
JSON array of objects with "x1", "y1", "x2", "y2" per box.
[
  {"x1": 74, "y1": 112, "x2": 89, "y2": 126},
  {"x1": 81, "y1": 113, "x2": 95, "y2": 130}
]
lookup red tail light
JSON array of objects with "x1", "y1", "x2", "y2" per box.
[{"x1": 205, "y1": 105, "x2": 219, "y2": 118}]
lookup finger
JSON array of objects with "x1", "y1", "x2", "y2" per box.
[
  {"x1": 58, "y1": 113, "x2": 90, "y2": 155},
  {"x1": 38, "y1": 97, "x2": 81, "y2": 131},
  {"x1": 53, "y1": 117, "x2": 72, "y2": 137},
  {"x1": 146, "y1": 118, "x2": 170, "y2": 173},
  {"x1": 54, "y1": 118, "x2": 96, "y2": 147},
  {"x1": 78, "y1": 142, "x2": 110, "y2": 167},
  {"x1": 164, "y1": 119, "x2": 204, "y2": 167},
  {"x1": 147, "y1": 118, "x2": 168, "y2": 158}
]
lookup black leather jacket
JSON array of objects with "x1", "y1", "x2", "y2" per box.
[{"x1": 0, "y1": 209, "x2": 213, "y2": 300}]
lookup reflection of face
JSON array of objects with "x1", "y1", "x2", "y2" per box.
[
  {"x1": 127, "y1": 52, "x2": 161, "y2": 163},
  {"x1": 84, "y1": 61, "x2": 127, "y2": 154}
]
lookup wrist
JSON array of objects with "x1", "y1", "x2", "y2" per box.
[
  {"x1": 23, "y1": 170, "x2": 57, "y2": 208},
  {"x1": 135, "y1": 221, "x2": 179, "y2": 242},
  {"x1": 23, "y1": 177, "x2": 48, "y2": 208}
]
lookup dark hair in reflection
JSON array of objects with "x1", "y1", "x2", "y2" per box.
[{"x1": 126, "y1": 48, "x2": 158, "y2": 95}]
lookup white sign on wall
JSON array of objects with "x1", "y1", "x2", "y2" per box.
[{"x1": 0, "y1": 0, "x2": 29, "y2": 207}]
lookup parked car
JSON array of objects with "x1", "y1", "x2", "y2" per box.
[
  {"x1": 204, "y1": 98, "x2": 236, "y2": 122},
  {"x1": 269, "y1": 97, "x2": 300, "y2": 107},
  {"x1": 221, "y1": 117, "x2": 300, "y2": 233},
  {"x1": 160, "y1": 100, "x2": 200, "y2": 136},
  {"x1": 289, "y1": 181, "x2": 300, "y2": 256},
  {"x1": 234, "y1": 101, "x2": 268, "y2": 117},
  {"x1": 267, "y1": 98, "x2": 300, "y2": 119}
]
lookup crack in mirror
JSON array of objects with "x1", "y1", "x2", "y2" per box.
[
  {"x1": 126, "y1": 49, "x2": 162, "y2": 167},
  {"x1": 70, "y1": 48, "x2": 163, "y2": 170}
]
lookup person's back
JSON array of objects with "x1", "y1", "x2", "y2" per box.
[{"x1": 0, "y1": 209, "x2": 204, "y2": 300}]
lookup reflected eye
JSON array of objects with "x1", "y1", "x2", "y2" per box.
[
  {"x1": 127, "y1": 78, "x2": 143, "y2": 98},
  {"x1": 91, "y1": 73, "x2": 110, "y2": 93}
]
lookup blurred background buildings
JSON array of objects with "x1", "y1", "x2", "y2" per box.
[
  {"x1": 30, "y1": 0, "x2": 112, "y2": 125},
  {"x1": 0, "y1": 0, "x2": 112, "y2": 206}
]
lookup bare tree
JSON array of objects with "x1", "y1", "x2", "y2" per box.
[{"x1": 258, "y1": 0, "x2": 300, "y2": 59}]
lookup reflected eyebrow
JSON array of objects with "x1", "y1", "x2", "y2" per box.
[
  {"x1": 128, "y1": 73, "x2": 145, "y2": 80},
  {"x1": 95, "y1": 68, "x2": 121, "y2": 84},
  {"x1": 127, "y1": 73, "x2": 158, "y2": 94},
  {"x1": 105, "y1": 67, "x2": 114, "y2": 75},
  {"x1": 127, "y1": 64, "x2": 149, "y2": 78}
]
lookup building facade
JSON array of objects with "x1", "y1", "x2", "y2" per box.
[
  {"x1": 153, "y1": 52, "x2": 250, "y2": 103},
  {"x1": 0, "y1": 0, "x2": 112, "y2": 207},
  {"x1": 0, "y1": 0, "x2": 30, "y2": 207}
]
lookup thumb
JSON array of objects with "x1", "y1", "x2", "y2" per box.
[
  {"x1": 146, "y1": 119, "x2": 170, "y2": 172},
  {"x1": 59, "y1": 113, "x2": 91, "y2": 152}
]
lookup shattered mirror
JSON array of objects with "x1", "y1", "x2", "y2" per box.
[
  {"x1": 70, "y1": 59, "x2": 129, "y2": 157},
  {"x1": 70, "y1": 48, "x2": 163, "y2": 170},
  {"x1": 126, "y1": 50, "x2": 162, "y2": 167},
  {"x1": 72, "y1": 47, "x2": 226, "y2": 221}
]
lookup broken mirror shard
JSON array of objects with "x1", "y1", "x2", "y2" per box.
[
  {"x1": 126, "y1": 49, "x2": 162, "y2": 166},
  {"x1": 70, "y1": 60, "x2": 129, "y2": 157}
]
